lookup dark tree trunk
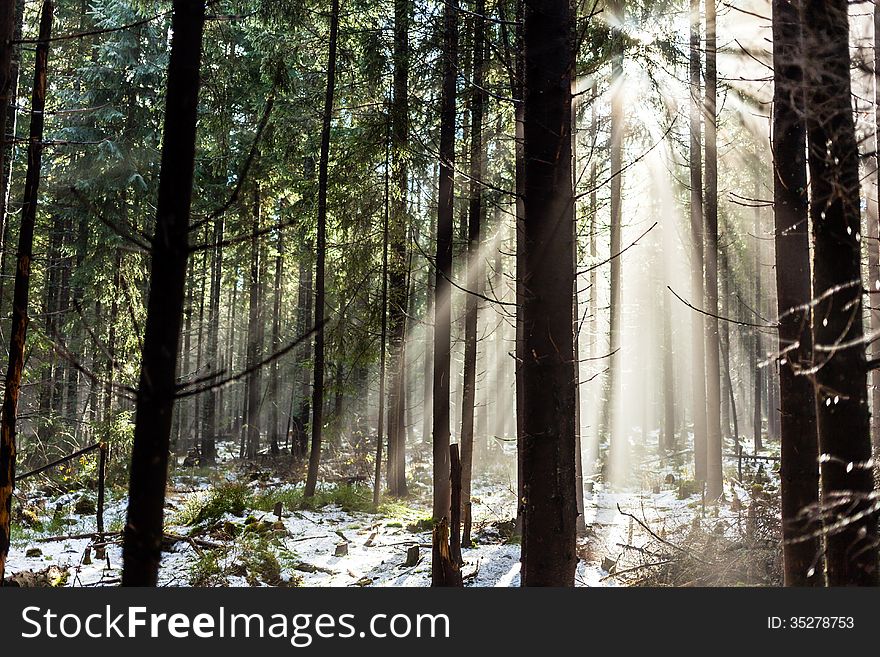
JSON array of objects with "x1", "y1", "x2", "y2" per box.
[
  {"x1": 305, "y1": 0, "x2": 340, "y2": 497},
  {"x1": 460, "y1": 0, "x2": 487, "y2": 546},
  {"x1": 121, "y1": 0, "x2": 205, "y2": 587},
  {"x1": 104, "y1": 248, "x2": 122, "y2": 418},
  {"x1": 386, "y1": 0, "x2": 411, "y2": 498},
  {"x1": 431, "y1": 0, "x2": 457, "y2": 523},
  {"x1": 689, "y1": 0, "x2": 708, "y2": 481},
  {"x1": 803, "y1": 0, "x2": 879, "y2": 586},
  {"x1": 374, "y1": 127, "x2": 391, "y2": 507},
  {"x1": 704, "y1": 0, "x2": 723, "y2": 500},
  {"x1": 771, "y1": 0, "x2": 823, "y2": 587},
  {"x1": 294, "y1": 246, "x2": 313, "y2": 460},
  {"x1": 245, "y1": 185, "x2": 263, "y2": 459},
  {"x1": 872, "y1": 0, "x2": 880, "y2": 461},
  {"x1": 269, "y1": 214, "x2": 283, "y2": 455},
  {"x1": 0, "y1": 0, "x2": 24, "y2": 321},
  {"x1": 0, "y1": 0, "x2": 51, "y2": 584},
  {"x1": 201, "y1": 215, "x2": 223, "y2": 464},
  {"x1": 519, "y1": 0, "x2": 578, "y2": 587}
]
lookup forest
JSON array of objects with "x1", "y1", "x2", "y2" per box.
[{"x1": 0, "y1": 0, "x2": 877, "y2": 588}]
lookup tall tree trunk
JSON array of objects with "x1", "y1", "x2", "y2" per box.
[
  {"x1": 104, "y1": 248, "x2": 122, "y2": 418},
  {"x1": 605, "y1": 0, "x2": 624, "y2": 480},
  {"x1": 753, "y1": 184, "x2": 764, "y2": 453},
  {"x1": 519, "y1": 0, "x2": 578, "y2": 587},
  {"x1": 771, "y1": 0, "x2": 822, "y2": 587},
  {"x1": 803, "y1": 0, "x2": 879, "y2": 586},
  {"x1": 719, "y1": 249, "x2": 738, "y2": 445},
  {"x1": 269, "y1": 213, "x2": 283, "y2": 456},
  {"x1": 513, "y1": 0, "x2": 525, "y2": 532},
  {"x1": 295, "y1": 246, "x2": 313, "y2": 459},
  {"x1": 201, "y1": 215, "x2": 223, "y2": 464},
  {"x1": 386, "y1": 0, "x2": 411, "y2": 497},
  {"x1": 374, "y1": 127, "x2": 391, "y2": 507},
  {"x1": 0, "y1": 0, "x2": 52, "y2": 583},
  {"x1": 432, "y1": 0, "x2": 458, "y2": 524},
  {"x1": 459, "y1": 0, "x2": 486, "y2": 546},
  {"x1": 305, "y1": 0, "x2": 340, "y2": 497},
  {"x1": 689, "y1": 0, "x2": 708, "y2": 482},
  {"x1": 121, "y1": 0, "x2": 205, "y2": 586},
  {"x1": 245, "y1": 185, "x2": 263, "y2": 459},
  {"x1": 0, "y1": 0, "x2": 24, "y2": 321},
  {"x1": 871, "y1": 0, "x2": 880, "y2": 462},
  {"x1": 704, "y1": 0, "x2": 723, "y2": 500}
]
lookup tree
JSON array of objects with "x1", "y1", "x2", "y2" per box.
[
  {"x1": 305, "y1": 0, "x2": 340, "y2": 498},
  {"x1": 803, "y1": 0, "x2": 879, "y2": 586},
  {"x1": 432, "y1": 0, "x2": 458, "y2": 524},
  {"x1": 688, "y1": 0, "x2": 708, "y2": 482},
  {"x1": 386, "y1": 0, "x2": 411, "y2": 498},
  {"x1": 703, "y1": 0, "x2": 723, "y2": 500},
  {"x1": 122, "y1": 0, "x2": 206, "y2": 586},
  {"x1": 605, "y1": 0, "x2": 624, "y2": 479},
  {"x1": 771, "y1": 0, "x2": 822, "y2": 587},
  {"x1": 519, "y1": 0, "x2": 578, "y2": 587},
  {"x1": 0, "y1": 0, "x2": 52, "y2": 584},
  {"x1": 244, "y1": 184, "x2": 264, "y2": 459},
  {"x1": 460, "y1": 0, "x2": 487, "y2": 546}
]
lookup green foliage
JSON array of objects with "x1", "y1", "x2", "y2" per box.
[
  {"x1": 175, "y1": 482, "x2": 251, "y2": 526},
  {"x1": 188, "y1": 534, "x2": 302, "y2": 587},
  {"x1": 253, "y1": 483, "x2": 374, "y2": 514}
]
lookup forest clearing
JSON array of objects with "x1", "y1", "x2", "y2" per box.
[{"x1": 0, "y1": 0, "x2": 878, "y2": 588}]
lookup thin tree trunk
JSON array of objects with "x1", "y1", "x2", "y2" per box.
[
  {"x1": 374, "y1": 125, "x2": 391, "y2": 508},
  {"x1": 459, "y1": 0, "x2": 487, "y2": 546},
  {"x1": 753, "y1": 182, "x2": 763, "y2": 453},
  {"x1": 269, "y1": 212, "x2": 283, "y2": 455},
  {"x1": 771, "y1": 0, "x2": 822, "y2": 587},
  {"x1": 704, "y1": 0, "x2": 723, "y2": 500},
  {"x1": 519, "y1": 0, "x2": 578, "y2": 587},
  {"x1": 803, "y1": 0, "x2": 879, "y2": 586},
  {"x1": 689, "y1": 0, "x2": 708, "y2": 481},
  {"x1": 201, "y1": 215, "x2": 223, "y2": 464},
  {"x1": 121, "y1": 0, "x2": 205, "y2": 586},
  {"x1": 432, "y1": 0, "x2": 458, "y2": 525},
  {"x1": 0, "y1": 0, "x2": 24, "y2": 321},
  {"x1": 0, "y1": 0, "x2": 51, "y2": 583},
  {"x1": 305, "y1": 0, "x2": 340, "y2": 497},
  {"x1": 386, "y1": 0, "x2": 411, "y2": 498},
  {"x1": 605, "y1": 0, "x2": 624, "y2": 480},
  {"x1": 245, "y1": 185, "x2": 263, "y2": 459}
]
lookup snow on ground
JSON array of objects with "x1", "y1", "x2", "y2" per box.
[{"x1": 7, "y1": 463, "x2": 719, "y2": 587}]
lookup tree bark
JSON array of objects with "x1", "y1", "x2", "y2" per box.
[
  {"x1": 431, "y1": 0, "x2": 457, "y2": 522},
  {"x1": 771, "y1": 0, "x2": 823, "y2": 587},
  {"x1": 689, "y1": 0, "x2": 708, "y2": 482},
  {"x1": 0, "y1": 0, "x2": 52, "y2": 584},
  {"x1": 519, "y1": 0, "x2": 578, "y2": 587},
  {"x1": 245, "y1": 185, "x2": 263, "y2": 459},
  {"x1": 386, "y1": 0, "x2": 411, "y2": 497},
  {"x1": 121, "y1": 0, "x2": 205, "y2": 587},
  {"x1": 305, "y1": 0, "x2": 340, "y2": 497},
  {"x1": 201, "y1": 214, "x2": 223, "y2": 464},
  {"x1": 605, "y1": 0, "x2": 624, "y2": 481},
  {"x1": 459, "y1": 0, "x2": 487, "y2": 546},
  {"x1": 802, "y1": 0, "x2": 878, "y2": 586},
  {"x1": 704, "y1": 0, "x2": 723, "y2": 500}
]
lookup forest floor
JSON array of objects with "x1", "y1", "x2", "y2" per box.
[{"x1": 6, "y1": 441, "x2": 782, "y2": 587}]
